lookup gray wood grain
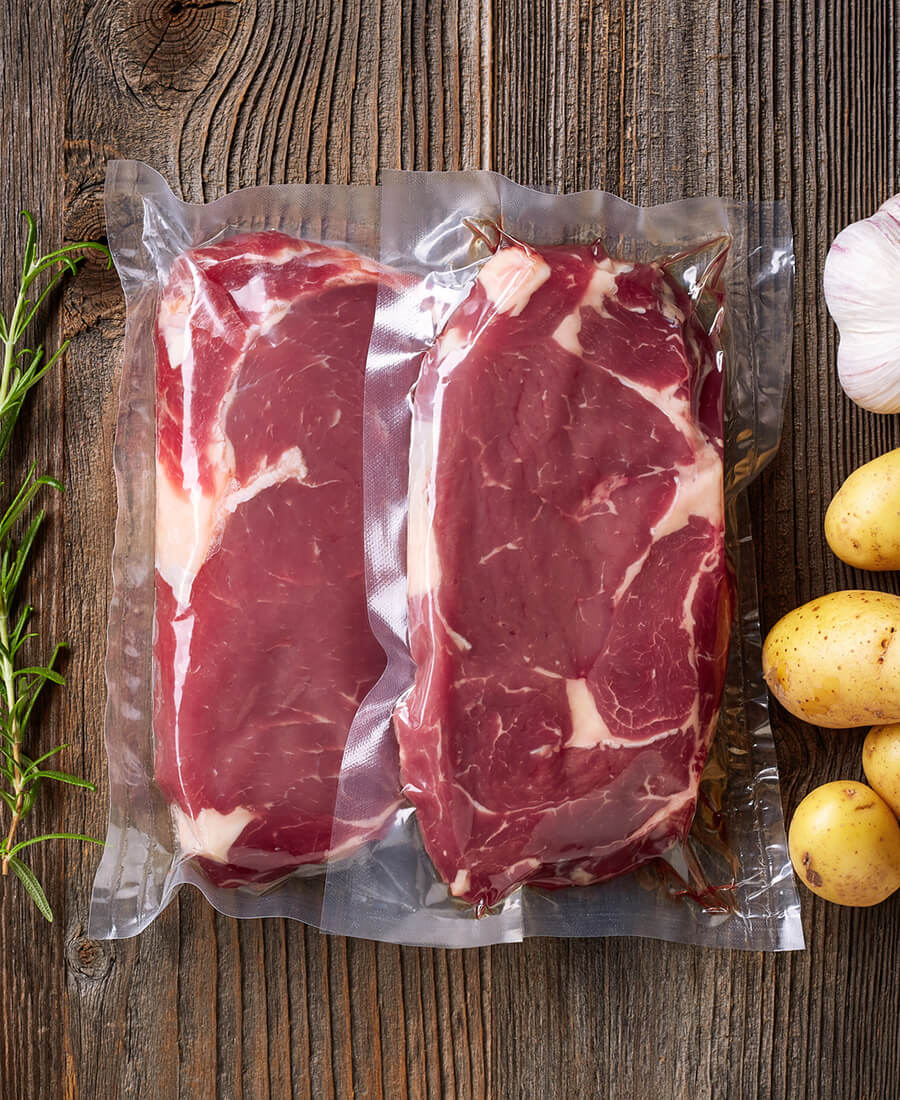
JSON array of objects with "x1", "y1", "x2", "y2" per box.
[
  {"x1": 0, "y1": 0, "x2": 897, "y2": 1096},
  {"x1": 0, "y1": 3, "x2": 71, "y2": 1099}
]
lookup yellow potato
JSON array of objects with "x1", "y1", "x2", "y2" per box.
[
  {"x1": 863, "y1": 723, "x2": 900, "y2": 817},
  {"x1": 762, "y1": 589, "x2": 900, "y2": 727},
  {"x1": 788, "y1": 780, "x2": 900, "y2": 906},
  {"x1": 825, "y1": 448, "x2": 900, "y2": 570}
]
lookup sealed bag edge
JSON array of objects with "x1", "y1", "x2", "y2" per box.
[{"x1": 322, "y1": 169, "x2": 803, "y2": 951}]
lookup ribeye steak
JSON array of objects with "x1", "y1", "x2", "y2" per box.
[
  {"x1": 153, "y1": 231, "x2": 390, "y2": 886},
  {"x1": 395, "y1": 240, "x2": 732, "y2": 909}
]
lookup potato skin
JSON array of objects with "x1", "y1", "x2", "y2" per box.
[
  {"x1": 825, "y1": 448, "x2": 900, "y2": 570},
  {"x1": 863, "y1": 723, "x2": 900, "y2": 817},
  {"x1": 788, "y1": 781, "x2": 900, "y2": 906},
  {"x1": 762, "y1": 590, "x2": 900, "y2": 728}
]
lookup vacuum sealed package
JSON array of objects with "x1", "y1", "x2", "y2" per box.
[
  {"x1": 91, "y1": 162, "x2": 401, "y2": 937},
  {"x1": 321, "y1": 170, "x2": 804, "y2": 949}
]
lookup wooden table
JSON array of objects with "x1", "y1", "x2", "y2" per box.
[{"x1": 1, "y1": 2, "x2": 898, "y2": 1097}]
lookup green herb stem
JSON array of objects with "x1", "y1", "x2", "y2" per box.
[
  {"x1": 0, "y1": 212, "x2": 110, "y2": 917},
  {"x1": 0, "y1": 595, "x2": 23, "y2": 876}
]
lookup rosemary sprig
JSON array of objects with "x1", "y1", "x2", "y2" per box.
[{"x1": 0, "y1": 212, "x2": 110, "y2": 920}]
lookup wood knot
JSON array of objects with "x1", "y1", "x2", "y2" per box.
[
  {"x1": 63, "y1": 141, "x2": 123, "y2": 336},
  {"x1": 108, "y1": 0, "x2": 242, "y2": 108},
  {"x1": 65, "y1": 925, "x2": 114, "y2": 982}
]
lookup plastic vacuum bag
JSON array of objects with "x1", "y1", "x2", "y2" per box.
[
  {"x1": 90, "y1": 162, "x2": 399, "y2": 937},
  {"x1": 320, "y1": 170, "x2": 804, "y2": 950}
]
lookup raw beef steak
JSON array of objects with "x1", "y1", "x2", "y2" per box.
[
  {"x1": 395, "y1": 240, "x2": 733, "y2": 909},
  {"x1": 153, "y1": 231, "x2": 392, "y2": 886}
]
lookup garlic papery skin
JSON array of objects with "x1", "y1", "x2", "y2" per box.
[{"x1": 824, "y1": 192, "x2": 900, "y2": 414}]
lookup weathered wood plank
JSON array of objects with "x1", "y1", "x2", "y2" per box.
[
  {"x1": 59, "y1": 2, "x2": 490, "y2": 1099},
  {"x1": 0, "y1": 3, "x2": 74, "y2": 1099},
  {"x1": 0, "y1": 0, "x2": 897, "y2": 1097},
  {"x1": 489, "y1": 3, "x2": 900, "y2": 1100}
]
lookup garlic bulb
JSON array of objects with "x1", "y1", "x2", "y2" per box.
[{"x1": 824, "y1": 192, "x2": 900, "y2": 414}]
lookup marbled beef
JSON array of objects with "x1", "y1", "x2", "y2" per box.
[
  {"x1": 153, "y1": 232, "x2": 392, "y2": 885},
  {"x1": 395, "y1": 240, "x2": 732, "y2": 909}
]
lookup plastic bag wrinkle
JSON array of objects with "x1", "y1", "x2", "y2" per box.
[
  {"x1": 321, "y1": 170, "x2": 803, "y2": 951},
  {"x1": 91, "y1": 162, "x2": 393, "y2": 938}
]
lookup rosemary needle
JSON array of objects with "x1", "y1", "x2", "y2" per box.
[{"x1": 0, "y1": 212, "x2": 110, "y2": 921}]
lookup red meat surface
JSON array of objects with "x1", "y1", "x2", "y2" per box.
[
  {"x1": 395, "y1": 240, "x2": 732, "y2": 909},
  {"x1": 153, "y1": 231, "x2": 392, "y2": 886}
]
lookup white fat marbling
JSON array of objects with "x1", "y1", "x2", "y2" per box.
[
  {"x1": 651, "y1": 446, "x2": 723, "y2": 541},
  {"x1": 477, "y1": 247, "x2": 551, "y2": 318},
  {"x1": 564, "y1": 677, "x2": 614, "y2": 749},
  {"x1": 173, "y1": 804, "x2": 255, "y2": 864}
]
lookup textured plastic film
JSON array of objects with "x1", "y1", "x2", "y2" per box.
[
  {"x1": 91, "y1": 162, "x2": 390, "y2": 938},
  {"x1": 321, "y1": 170, "x2": 803, "y2": 950}
]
